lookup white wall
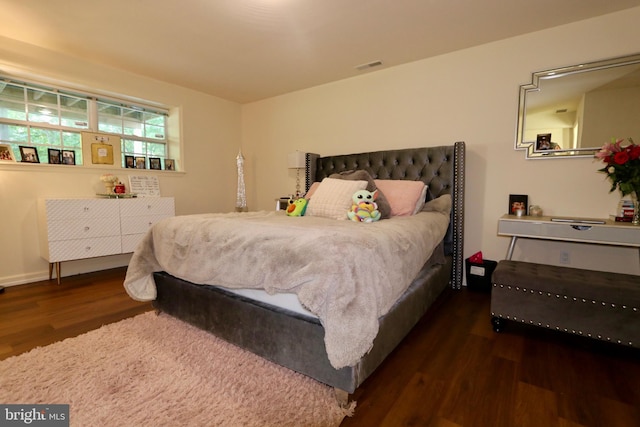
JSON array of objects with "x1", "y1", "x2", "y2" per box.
[
  {"x1": 0, "y1": 37, "x2": 242, "y2": 286},
  {"x1": 241, "y1": 7, "x2": 640, "y2": 276}
]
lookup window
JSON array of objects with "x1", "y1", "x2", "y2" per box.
[
  {"x1": 97, "y1": 101, "x2": 167, "y2": 169},
  {"x1": 0, "y1": 77, "x2": 169, "y2": 167}
]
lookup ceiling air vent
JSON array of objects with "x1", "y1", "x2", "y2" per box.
[{"x1": 355, "y1": 60, "x2": 383, "y2": 71}]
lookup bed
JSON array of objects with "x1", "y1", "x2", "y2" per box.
[{"x1": 124, "y1": 142, "x2": 465, "y2": 396}]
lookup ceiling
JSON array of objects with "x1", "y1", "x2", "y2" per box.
[{"x1": 1, "y1": 0, "x2": 639, "y2": 104}]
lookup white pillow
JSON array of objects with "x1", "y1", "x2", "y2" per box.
[
  {"x1": 412, "y1": 184, "x2": 428, "y2": 215},
  {"x1": 306, "y1": 178, "x2": 368, "y2": 220}
]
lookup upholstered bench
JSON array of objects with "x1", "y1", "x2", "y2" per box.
[{"x1": 490, "y1": 260, "x2": 639, "y2": 348}]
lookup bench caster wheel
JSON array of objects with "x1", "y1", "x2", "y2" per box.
[{"x1": 491, "y1": 316, "x2": 503, "y2": 332}]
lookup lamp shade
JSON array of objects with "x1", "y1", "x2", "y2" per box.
[{"x1": 287, "y1": 151, "x2": 306, "y2": 169}]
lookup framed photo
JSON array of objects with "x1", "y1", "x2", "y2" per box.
[
  {"x1": 0, "y1": 144, "x2": 16, "y2": 162},
  {"x1": 149, "y1": 157, "x2": 161, "y2": 170},
  {"x1": 48, "y1": 148, "x2": 62, "y2": 164},
  {"x1": 62, "y1": 150, "x2": 76, "y2": 165},
  {"x1": 19, "y1": 146, "x2": 40, "y2": 163},
  {"x1": 536, "y1": 133, "x2": 552, "y2": 151},
  {"x1": 508, "y1": 194, "x2": 528, "y2": 215},
  {"x1": 135, "y1": 156, "x2": 146, "y2": 169},
  {"x1": 125, "y1": 155, "x2": 135, "y2": 169},
  {"x1": 536, "y1": 133, "x2": 561, "y2": 151},
  {"x1": 164, "y1": 158, "x2": 175, "y2": 171},
  {"x1": 91, "y1": 143, "x2": 114, "y2": 165}
]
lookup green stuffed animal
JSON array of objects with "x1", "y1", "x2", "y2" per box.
[
  {"x1": 286, "y1": 197, "x2": 308, "y2": 216},
  {"x1": 347, "y1": 189, "x2": 381, "y2": 222}
]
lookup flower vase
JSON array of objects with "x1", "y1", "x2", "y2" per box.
[{"x1": 632, "y1": 192, "x2": 640, "y2": 226}]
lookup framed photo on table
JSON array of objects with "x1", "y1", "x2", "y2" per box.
[
  {"x1": 135, "y1": 157, "x2": 146, "y2": 169},
  {"x1": 125, "y1": 155, "x2": 135, "y2": 168},
  {"x1": 536, "y1": 133, "x2": 552, "y2": 151},
  {"x1": 164, "y1": 158, "x2": 175, "y2": 171},
  {"x1": 508, "y1": 194, "x2": 528, "y2": 215}
]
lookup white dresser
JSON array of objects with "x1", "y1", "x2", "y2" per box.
[
  {"x1": 37, "y1": 197, "x2": 175, "y2": 283},
  {"x1": 119, "y1": 198, "x2": 176, "y2": 253}
]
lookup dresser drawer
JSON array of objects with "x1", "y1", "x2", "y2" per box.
[
  {"x1": 120, "y1": 215, "x2": 168, "y2": 236},
  {"x1": 119, "y1": 198, "x2": 175, "y2": 217},
  {"x1": 122, "y1": 233, "x2": 146, "y2": 253},
  {"x1": 42, "y1": 199, "x2": 120, "y2": 220},
  {"x1": 46, "y1": 218, "x2": 121, "y2": 241},
  {"x1": 48, "y1": 236, "x2": 122, "y2": 262}
]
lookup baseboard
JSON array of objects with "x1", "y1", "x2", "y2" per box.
[
  {"x1": 0, "y1": 254, "x2": 132, "y2": 287},
  {"x1": 0, "y1": 271, "x2": 47, "y2": 288}
]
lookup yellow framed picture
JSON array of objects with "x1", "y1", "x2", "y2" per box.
[{"x1": 91, "y1": 143, "x2": 114, "y2": 165}]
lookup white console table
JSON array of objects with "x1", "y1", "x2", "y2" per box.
[{"x1": 498, "y1": 214, "x2": 640, "y2": 263}]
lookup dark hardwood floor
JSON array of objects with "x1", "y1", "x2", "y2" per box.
[{"x1": 1, "y1": 268, "x2": 638, "y2": 427}]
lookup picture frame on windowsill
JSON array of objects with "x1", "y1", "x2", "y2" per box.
[
  {"x1": 149, "y1": 157, "x2": 161, "y2": 170},
  {"x1": 62, "y1": 150, "x2": 76, "y2": 165},
  {"x1": 0, "y1": 144, "x2": 16, "y2": 162},
  {"x1": 19, "y1": 146, "x2": 40, "y2": 163},
  {"x1": 48, "y1": 148, "x2": 62, "y2": 164}
]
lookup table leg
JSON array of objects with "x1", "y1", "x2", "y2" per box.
[
  {"x1": 55, "y1": 262, "x2": 61, "y2": 285},
  {"x1": 506, "y1": 236, "x2": 517, "y2": 260},
  {"x1": 49, "y1": 262, "x2": 61, "y2": 284}
]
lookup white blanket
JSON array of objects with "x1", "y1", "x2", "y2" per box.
[{"x1": 124, "y1": 196, "x2": 451, "y2": 369}]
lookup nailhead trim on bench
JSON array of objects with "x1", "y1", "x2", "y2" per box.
[{"x1": 491, "y1": 282, "x2": 637, "y2": 347}]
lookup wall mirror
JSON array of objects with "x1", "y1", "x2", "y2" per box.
[{"x1": 515, "y1": 53, "x2": 640, "y2": 159}]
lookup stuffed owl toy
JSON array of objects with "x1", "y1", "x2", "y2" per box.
[
  {"x1": 347, "y1": 189, "x2": 381, "y2": 222},
  {"x1": 286, "y1": 197, "x2": 308, "y2": 216}
]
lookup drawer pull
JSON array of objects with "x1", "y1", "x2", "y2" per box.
[
  {"x1": 85, "y1": 246, "x2": 91, "y2": 251},
  {"x1": 84, "y1": 207, "x2": 90, "y2": 212},
  {"x1": 84, "y1": 226, "x2": 90, "y2": 232},
  {"x1": 571, "y1": 225, "x2": 592, "y2": 231}
]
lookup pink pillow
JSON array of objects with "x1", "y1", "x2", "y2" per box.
[
  {"x1": 304, "y1": 182, "x2": 321, "y2": 199},
  {"x1": 374, "y1": 180, "x2": 427, "y2": 217}
]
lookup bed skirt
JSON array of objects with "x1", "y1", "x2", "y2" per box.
[{"x1": 152, "y1": 256, "x2": 452, "y2": 393}]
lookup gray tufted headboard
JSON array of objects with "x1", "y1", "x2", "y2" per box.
[{"x1": 304, "y1": 142, "x2": 465, "y2": 289}]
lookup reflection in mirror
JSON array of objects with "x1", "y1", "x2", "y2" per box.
[{"x1": 515, "y1": 53, "x2": 640, "y2": 159}]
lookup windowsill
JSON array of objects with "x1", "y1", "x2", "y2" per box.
[{"x1": 0, "y1": 161, "x2": 184, "y2": 174}]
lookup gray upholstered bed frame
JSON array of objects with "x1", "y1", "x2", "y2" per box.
[{"x1": 152, "y1": 142, "x2": 465, "y2": 394}]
